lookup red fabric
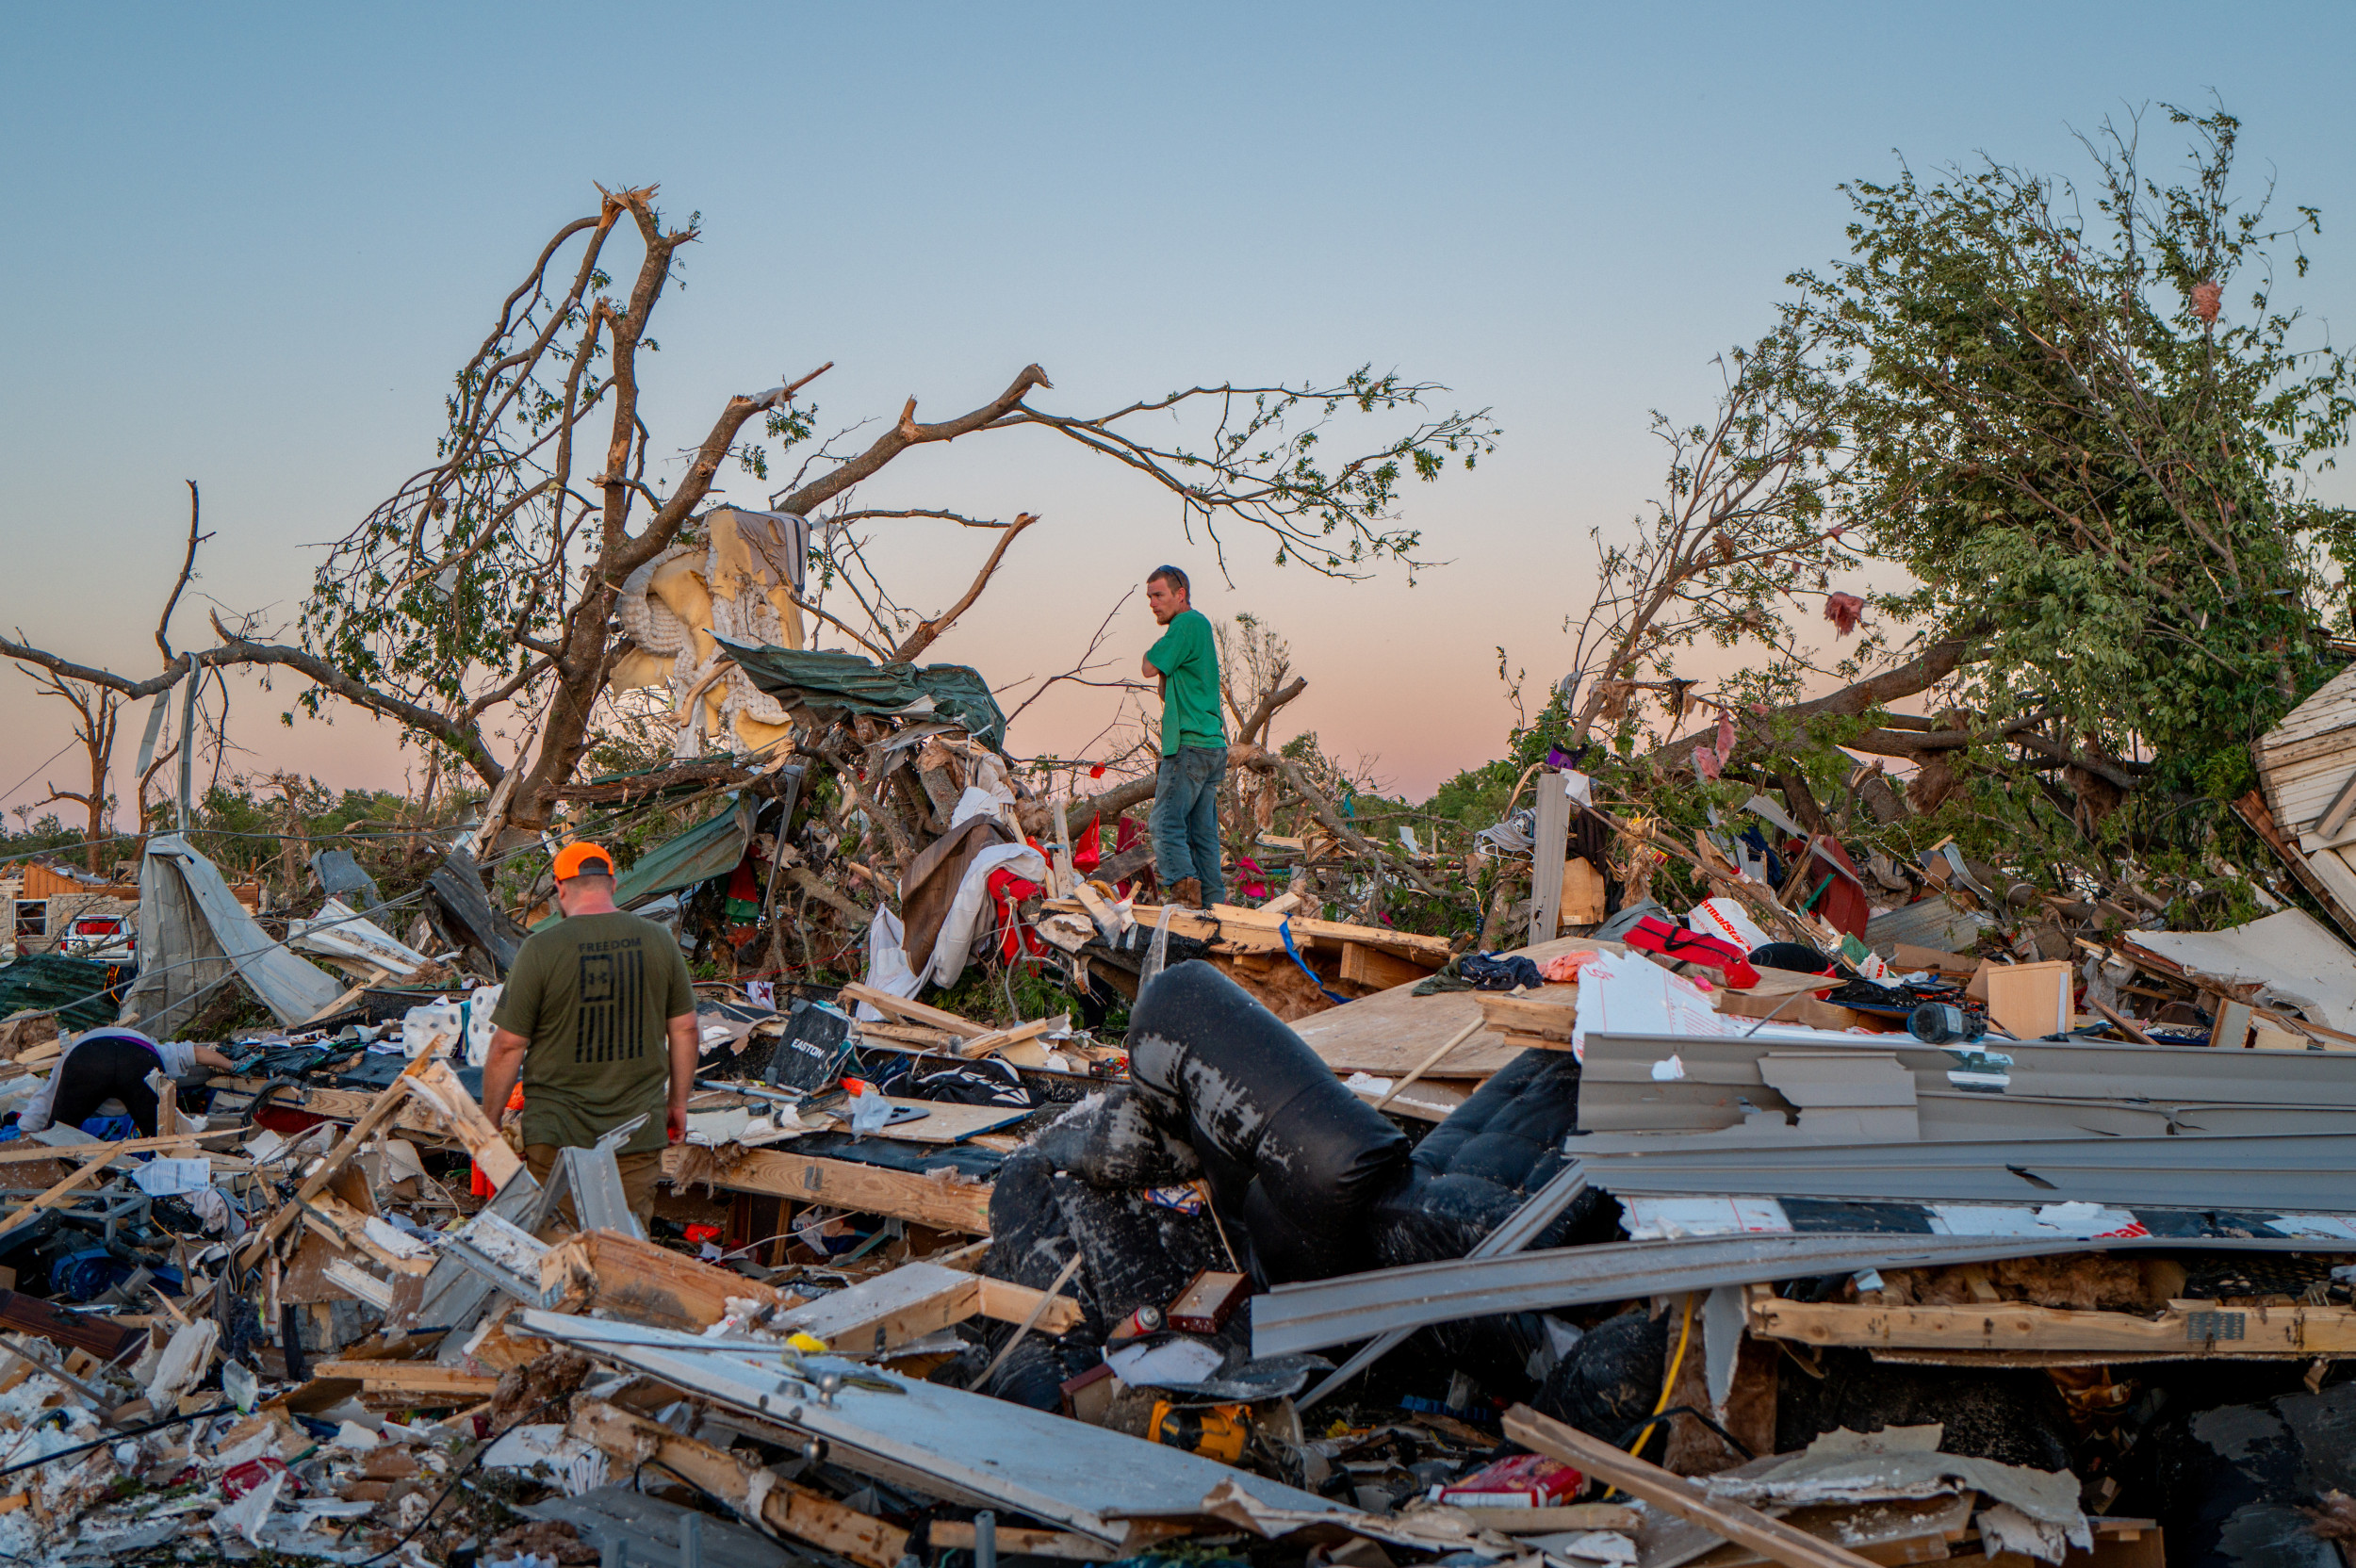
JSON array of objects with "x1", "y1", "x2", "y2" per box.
[
  {"x1": 987, "y1": 868, "x2": 1049, "y2": 963},
  {"x1": 1112, "y1": 817, "x2": 1148, "y2": 898},
  {"x1": 1072, "y1": 814, "x2": 1103, "y2": 873},
  {"x1": 1235, "y1": 857, "x2": 1269, "y2": 901},
  {"x1": 1621, "y1": 916, "x2": 1760, "y2": 988}
]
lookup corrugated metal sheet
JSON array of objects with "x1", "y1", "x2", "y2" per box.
[
  {"x1": 1571, "y1": 1129, "x2": 2356, "y2": 1210},
  {"x1": 1579, "y1": 1029, "x2": 2356, "y2": 1138},
  {"x1": 1252, "y1": 1226, "x2": 2344, "y2": 1357}
]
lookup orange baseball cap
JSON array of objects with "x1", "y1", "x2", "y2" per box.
[{"x1": 552, "y1": 841, "x2": 615, "y2": 881}]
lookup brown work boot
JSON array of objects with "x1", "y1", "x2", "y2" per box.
[{"x1": 1170, "y1": 876, "x2": 1203, "y2": 909}]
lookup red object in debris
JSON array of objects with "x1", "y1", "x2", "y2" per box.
[
  {"x1": 1620, "y1": 915, "x2": 1759, "y2": 988},
  {"x1": 222, "y1": 1456, "x2": 297, "y2": 1500},
  {"x1": 683, "y1": 1223, "x2": 724, "y2": 1246},
  {"x1": 1438, "y1": 1453, "x2": 1583, "y2": 1508}
]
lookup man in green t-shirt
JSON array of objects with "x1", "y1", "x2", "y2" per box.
[
  {"x1": 1140, "y1": 564, "x2": 1227, "y2": 908},
  {"x1": 484, "y1": 841, "x2": 697, "y2": 1229}
]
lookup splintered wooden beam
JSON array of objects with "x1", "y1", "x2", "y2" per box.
[
  {"x1": 538, "y1": 1228, "x2": 800, "y2": 1331},
  {"x1": 662, "y1": 1146, "x2": 993, "y2": 1233},
  {"x1": 571, "y1": 1400, "x2": 908, "y2": 1568},
  {"x1": 401, "y1": 1057, "x2": 524, "y2": 1190},
  {"x1": 1502, "y1": 1404, "x2": 1884, "y2": 1568}
]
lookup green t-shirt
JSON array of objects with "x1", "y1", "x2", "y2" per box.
[
  {"x1": 491, "y1": 910, "x2": 694, "y2": 1156},
  {"x1": 1147, "y1": 608, "x2": 1226, "y2": 756}
]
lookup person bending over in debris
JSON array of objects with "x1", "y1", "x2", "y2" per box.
[
  {"x1": 1140, "y1": 564, "x2": 1227, "y2": 909},
  {"x1": 18, "y1": 1026, "x2": 237, "y2": 1138},
  {"x1": 482, "y1": 841, "x2": 697, "y2": 1230}
]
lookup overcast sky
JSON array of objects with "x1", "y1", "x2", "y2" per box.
[{"x1": 8, "y1": 2, "x2": 2356, "y2": 820}]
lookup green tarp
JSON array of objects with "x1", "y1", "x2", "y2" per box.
[
  {"x1": 0, "y1": 954, "x2": 122, "y2": 1032},
  {"x1": 717, "y1": 639, "x2": 1008, "y2": 751},
  {"x1": 617, "y1": 794, "x2": 757, "y2": 907},
  {"x1": 530, "y1": 796, "x2": 757, "y2": 934}
]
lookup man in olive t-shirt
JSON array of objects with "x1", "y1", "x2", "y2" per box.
[
  {"x1": 484, "y1": 841, "x2": 697, "y2": 1229},
  {"x1": 1140, "y1": 564, "x2": 1227, "y2": 908}
]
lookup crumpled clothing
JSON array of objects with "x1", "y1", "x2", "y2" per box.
[
  {"x1": 185, "y1": 1184, "x2": 247, "y2": 1237},
  {"x1": 1460, "y1": 953, "x2": 1546, "y2": 991},
  {"x1": 1539, "y1": 950, "x2": 1598, "y2": 983}
]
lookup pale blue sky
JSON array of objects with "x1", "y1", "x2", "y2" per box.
[{"x1": 7, "y1": 3, "x2": 2356, "y2": 815}]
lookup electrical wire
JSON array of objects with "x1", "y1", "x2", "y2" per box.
[
  {"x1": 0, "y1": 742, "x2": 80, "y2": 817},
  {"x1": 1626, "y1": 1291, "x2": 1695, "y2": 1467}
]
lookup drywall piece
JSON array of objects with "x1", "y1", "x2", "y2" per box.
[
  {"x1": 2135, "y1": 908, "x2": 2356, "y2": 1035},
  {"x1": 517, "y1": 1310, "x2": 1352, "y2": 1546},
  {"x1": 1983, "y1": 960, "x2": 2070, "y2": 1039}
]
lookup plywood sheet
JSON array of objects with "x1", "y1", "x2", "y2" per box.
[{"x1": 1291, "y1": 935, "x2": 1604, "y2": 1078}]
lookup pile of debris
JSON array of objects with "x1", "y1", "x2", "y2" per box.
[{"x1": 8, "y1": 652, "x2": 2356, "y2": 1568}]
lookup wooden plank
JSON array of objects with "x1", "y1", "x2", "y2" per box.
[
  {"x1": 777, "y1": 1261, "x2": 1084, "y2": 1354},
  {"x1": 1748, "y1": 1286, "x2": 2356, "y2": 1356},
  {"x1": 7, "y1": 1146, "x2": 132, "y2": 1221},
  {"x1": 1339, "y1": 942, "x2": 1429, "y2": 992},
  {"x1": 1502, "y1": 1404, "x2": 1883, "y2": 1568},
  {"x1": 1476, "y1": 988, "x2": 1579, "y2": 1042},
  {"x1": 1293, "y1": 934, "x2": 1611, "y2": 1079},
  {"x1": 661, "y1": 1146, "x2": 993, "y2": 1233},
  {"x1": 1562, "y1": 858, "x2": 1609, "y2": 924},
  {"x1": 932, "y1": 1522, "x2": 1115, "y2": 1561},
  {"x1": 206, "y1": 1077, "x2": 461, "y2": 1145},
  {"x1": 312, "y1": 1362, "x2": 500, "y2": 1396},
  {"x1": 537, "y1": 1230, "x2": 798, "y2": 1332},
  {"x1": 240, "y1": 1070, "x2": 428, "y2": 1261},
  {"x1": 2231, "y1": 792, "x2": 2356, "y2": 946},
  {"x1": 0, "y1": 1132, "x2": 213, "y2": 1167},
  {"x1": 839, "y1": 982, "x2": 990, "y2": 1038},
  {"x1": 1529, "y1": 768, "x2": 1571, "y2": 945},
  {"x1": 571, "y1": 1400, "x2": 908, "y2": 1568},
  {"x1": 957, "y1": 1019, "x2": 1054, "y2": 1061}
]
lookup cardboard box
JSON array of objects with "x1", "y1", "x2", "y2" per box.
[{"x1": 1984, "y1": 959, "x2": 2072, "y2": 1039}]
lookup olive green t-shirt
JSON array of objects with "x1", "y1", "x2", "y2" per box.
[
  {"x1": 1146, "y1": 608, "x2": 1226, "y2": 755},
  {"x1": 491, "y1": 910, "x2": 694, "y2": 1156}
]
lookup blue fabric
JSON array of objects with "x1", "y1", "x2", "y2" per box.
[
  {"x1": 1281, "y1": 918, "x2": 1351, "y2": 1006},
  {"x1": 80, "y1": 1114, "x2": 138, "y2": 1142},
  {"x1": 1149, "y1": 746, "x2": 1227, "y2": 904}
]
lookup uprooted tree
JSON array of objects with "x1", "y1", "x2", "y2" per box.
[
  {"x1": 1490, "y1": 104, "x2": 2356, "y2": 928},
  {"x1": 4, "y1": 183, "x2": 1495, "y2": 914}
]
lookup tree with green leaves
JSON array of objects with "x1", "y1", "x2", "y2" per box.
[{"x1": 6, "y1": 183, "x2": 1497, "y2": 868}]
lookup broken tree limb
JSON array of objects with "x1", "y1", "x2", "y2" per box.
[{"x1": 891, "y1": 514, "x2": 1039, "y2": 664}]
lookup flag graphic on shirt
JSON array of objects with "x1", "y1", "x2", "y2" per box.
[{"x1": 575, "y1": 941, "x2": 646, "y2": 1063}]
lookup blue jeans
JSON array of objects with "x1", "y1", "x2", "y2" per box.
[{"x1": 1150, "y1": 746, "x2": 1226, "y2": 905}]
